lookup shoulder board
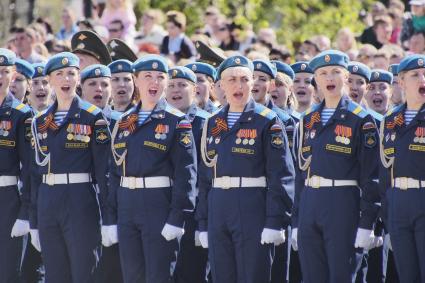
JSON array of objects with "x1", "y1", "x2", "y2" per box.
[
  {"x1": 176, "y1": 118, "x2": 192, "y2": 129},
  {"x1": 165, "y1": 105, "x2": 185, "y2": 117},
  {"x1": 347, "y1": 101, "x2": 368, "y2": 118},
  {"x1": 367, "y1": 109, "x2": 383, "y2": 122},
  {"x1": 385, "y1": 104, "x2": 403, "y2": 117},
  {"x1": 11, "y1": 99, "x2": 30, "y2": 113},
  {"x1": 79, "y1": 100, "x2": 101, "y2": 116},
  {"x1": 255, "y1": 104, "x2": 276, "y2": 120},
  {"x1": 303, "y1": 103, "x2": 321, "y2": 116},
  {"x1": 195, "y1": 108, "x2": 211, "y2": 119}
]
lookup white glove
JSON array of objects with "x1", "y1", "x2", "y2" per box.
[
  {"x1": 372, "y1": 235, "x2": 384, "y2": 248},
  {"x1": 30, "y1": 229, "x2": 41, "y2": 252},
  {"x1": 161, "y1": 223, "x2": 184, "y2": 241},
  {"x1": 384, "y1": 234, "x2": 392, "y2": 251},
  {"x1": 194, "y1": 230, "x2": 201, "y2": 247},
  {"x1": 101, "y1": 225, "x2": 118, "y2": 247},
  {"x1": 199, "y1": 231, "x2": 208, "y2": 248},
  {"x1": 11, "y1": 219, "x2": 30, "y2": 237},
  {"x1": 291, "y1": 228, "x2": 298, "y2": 251},
  {"x1": 260, "y1": 228, "x2": 285, "y2": 246},
  {"x1": 354, "y1": 228, "x2": 374, "y2": 249}
]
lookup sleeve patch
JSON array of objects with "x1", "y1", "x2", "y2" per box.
[
  {"x1": 271, "y1": 133, "x2": 284, "y2": 148},
  {"x1": 179, "y1": 132, "x2": 192, "y2": 147},
  {"x1": 362, "y1": 121, "x2": 376, "y2": 130},
  {"x1": 364, "y1": 132, "x2": 377, "y2": 148},
  {"x1": 270, "y1": 122, "x2": 283, "y2": 132},
  {"x1": 177, "y1": 119, "x2": 192, "y2": 129},
  {"x1": 95, "y1": 128, "x2": 110, "y2": 143},
  {"x1": 95, "y1": 119, "x2": 108, "y2": 126}
]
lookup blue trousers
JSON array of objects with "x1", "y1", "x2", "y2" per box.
[
  {"x1": 117, "y1": 187, "x2": 177, "y2": 283},
  {"x1": 95, "y1": 244, "x2": 123, "y2": 283},
  {"x1": 298, "y1": 187, "x2": 360, "y2": 283},
  {"x1": 208, "y1": 187, "x2": 272, "y2": 283},
  {"x1": 0, "y1": 187, "x2": 22, "y2": 283},
  {"x1": 38, "y1": 183, "x2": 100, "y2": 283},
  {"x1": 387, "y1": 188, "x2": 425, "y2": 283}
]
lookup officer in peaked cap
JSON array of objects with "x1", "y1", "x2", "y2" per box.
[
  {"x1": 195, "y1": 40, "x2": 226, "y2": 67},
  {"x1": 71, "y1": 30, "x2": 112, "y2": 69},
  {"x1": 107, "y1": 39, "x2": 138, "y2": 62}
]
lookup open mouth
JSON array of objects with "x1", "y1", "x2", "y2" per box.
[
  {"x1": 148, "y1": 88, "x2": 158, "y2": 97},
  {"x1": 373, "y1": 97, "x2": 383, "y2": 107},
  {"x1": 93, "y1": 94, "x2": 103, "y2": 101},
  {"x1": 326, "y1": 84, "x2": 336, "y2": 91},
  {"x1": 252, "y1": 88, "x2": 259, "y2": 94},
  {"x1": 61, "y1": 86, "x2": 70, "y2": 92},
  {"x1": 271, "y1": 94, "x2": 278, "y2": 100},
  {"x1": 171, "y1": 94, "x2": 182, "y2": 101},
  {"x1": 117, "y1": 90, "x2": 126, "y2": 95},
  {"x1": 35, "y1": 93, "x2": 46, "y2": 98},
  {"x1": 296, "y1": 90, "x2": 306, "y2": 97},
  {"x1": 419, "y1": 86, "x2": 425, "y2": 95},
  {"x1": 233, "y1": 91, "x2": 243, "y2": 99},
  {"x1": 0, "y1": 82, "x2": 3, "y2": 89},
  {"x1": 349, "y1": 91, "x2": 358, "y2": 100}
]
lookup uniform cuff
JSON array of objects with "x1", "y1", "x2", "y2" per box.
[
  {"x1": 198, "y1": 220, "x2": 207, "y2": 232},
  {"x1": 167, "y1": 210, "x2": 185, "y2": 228},
  {"x1": 265, "y1": 217, "x2": 283, "y2": 230}
]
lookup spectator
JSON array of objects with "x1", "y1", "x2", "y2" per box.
[
  {"x1": 373, "y1": 49, "x2": 390, "y2": 70},
  {"x1": 134, "y1": 9, "x2": 166, "y2": 48},
  {"x1": 55, "y1": 8, "x2": 78, "y2": 41},
  {"x1": 401, "y1": 0, "x2": 425, "y2": 46},
  {"x1": 107, "y1": 19, "x2": 136, "y2": 51},
  {"x1": 357, "y1": 44, "x2": 378, "y2": 67},
  {"x1": 295, "y1": 39, "x2": 320, "y2": 61},
  {"x1": 216, "y1": 22, "x2": 240, "y2": 51},
  {"x1": 13, "y1": 27, "x2": 44, "y2": 63},
  {"x1": 258, "y1": 28, "x2": 277, "y2": 47},
  {"x1": 311, "y1": 35, "x2": 331, "y2": 51},
  {"x1": 408, "y1": 31, "x2": 425, "y2": 53},
  {"x1": 361, "y1": 15, "x2": 393, "y2": 49},
  {"x1": 160, "y1": 11, "x2": 196, "y2": 63},
  {"x1": 388, "y1": 7, "x2": 404, "y2": 44},
  {"x1": 269, "y1": 45, "x2": 291, "y2": 64},
  {"x1": 389, "y1": 0, "x2": 405, "y2": 12},
  {"x1": 386, "y1": 44, "x2": 405, "y2": 64},
  {"x1": 232, "y1": 22, "x2": 256, "y2": 53},
  {"x1": 335, "y1": 28, "x2": 357, "y2": 52},
  {"x1": 202, "y1": 6, "x2": 223, "y2": 45},
  {"x1": 100, "y1": 0, "x2": 136, "y2": 40}
]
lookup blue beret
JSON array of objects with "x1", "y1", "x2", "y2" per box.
[
  {"x1": 291, "y1": 61, "x2": 313, "y2": 74},
  {"x1": 309, "y1": 50, "x2": 349, "y2": 72},
  {"x1": 0, "y1": 48, "x2": 16, "y2": 66},
  {"x1": 253, "y1": 59, "x2": 277, "y2": 79},
  {"x1": 168, "y1": 66, "x2": 196, "y2": 83},
  {"x1": 132, "y1": 55, "x2": 168, "y2": 73},
  {"x1": 185, "y1": 62, "x2": 217, "y2": 81},
  {"x1": 15, "y1": 59, "x2": 35, "y2": 79},
  {"x1": 348, "y1": 61, "x2": 371, "y2": 82},
  {"x1": 271, "y1": 60, "x2": 295, "y2": 80},
  {"x1": 388, "y1": 64, "x2": 399, "y2": 76},
  {"x1": 217, "y1": 55, "x2": 254, "y2": 80},
  {"x1": 81, "y1": 64, "x2": 111, "y2": 82},
  {"x1": 44, "y1": 52, "x2": 79, "y2": 75},
  {"x1": 370, "y1": 69, "x2": 393, "y2": 84},
  {"x1": 32, "y1": 63, "x2": 46, "y2": 79},
  {"x1": 398, "y1": 54, "x2": 425, "y2": 73},
  {"x1": 108, "y1": 59, "x2": 133, "y2": 74}
]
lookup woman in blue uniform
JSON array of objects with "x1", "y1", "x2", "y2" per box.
[
  {"x1": 108, "y1": 55, "x2": 197, "y2": 283},
  {"x1": 30, "y1": 52, "x2": 111, "y2": 283},
  {"x1": 0, "y1": 48, "x2": 32, "y2": 283},
  {"x1": 291, "y1": 62, "x2": 315, "y2": 121},
  {"x1": 197, "y1": 55, "x2": 295, "y2": 283},
  {"x1": 380, "y1": 54, "x2": 425, "y2": 282},
  {"x1": 293, "y1": 50, "x2": 380, "y2": 283},
  {"x1": 109, "y1": 59, "x2": 136, "y2": 113}
]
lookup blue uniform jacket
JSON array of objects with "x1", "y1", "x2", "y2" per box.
[
  {"x1": 196, "y1": 98, "x2": 295, "y2": 231},
  {"x1": 293, "y1": 95, "x2": 380, "y2": 230},
  {"x1": 108, "y1": 98, "x2": 197, "y2": 227}
]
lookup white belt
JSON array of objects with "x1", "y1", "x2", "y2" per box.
[
  {"x1": 394, "y1": 177, "x2": 425, "y2": 190},
  {"x1": 42, "y1": 173, "x2": 92, "y2": 186},
  {"x1": 0, "y1": 175, "x2": 18, "y2": 187},
  {"x1": 120, "y1": 176, "x2": 172, "y2": 190},
  {"x1": 305, "y1": 175, "x2": 358, "y2": 188},
  {"x1": 213, "y1": 176, "x2": 267, "y2": 189}
]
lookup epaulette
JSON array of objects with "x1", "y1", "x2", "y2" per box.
[
  {"x1": 79, "y1": 100, "x2": 101, "y2": 115},
  {"x1": 301, "y1": 103, "x2": 320, "y2": 118},
  {"x1": 255, "y1": 104, "x2": 277, "y2": 120},
  {"x1": 195, "y1": 108, "x2": 211, "y2": 119},
  {"x1": 367, "y1": 108, "x2": 383, "y2": 122},
  {"x1": 347, "y1": 101, "x2": 368, "y2": 118},
  {"x1": 11, "y1": 99, "x2": 30, "y2": 113},
  {"x1": 385, "y1": 104, "x2": 404, "y2": 118},
  {"x1": 165, "y1": 104, "x2": 185, "y2": 117}
]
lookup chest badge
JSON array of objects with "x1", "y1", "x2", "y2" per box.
[
  {"x1": 155, "y1": 124, "x2": 169, "y2": 140},
  {"x1": 236, "y1": 129, "x2": 257, "y2": 145},
  {"x1": 414, "y1": 127, "x2": 425, "y2": 143},
  {"x1": 0, "y1": 120, "x2": 12, "y2": 137},
  {"x1": 335, "y1": 125, "x2": 352, "y2": 145}
]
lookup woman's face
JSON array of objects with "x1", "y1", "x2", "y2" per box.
[
  {"x1": 81, "y1": 77, "x2": 111, "y2": 109},
  {"x1": 252, "y1": 71, "x2": 271, "y2": 103},
  {"x1": 0, "y1": 66, "x2": 14, "y2": 95},
  {"x1": 214, "y1": 79, "x2": 227, "y2": 106},
  {"x1": 111, "y1": 72, "x2": 134, "y2": 107},
  {"x1": 166, "y1": 22, "x2": 181, "y2": 38},
  {"x1": 314, "y1": 66, "x2": 347, "y2": 101},
  {"x1": 135, "y1": 70, "x2": 167, "y2": 106},
  {"x1": 400, "y1": 68, "x2": 425, "y2": 109},
  {"x1": 30, "y1": 76, "x2": 51, "y2": 110},
  {"x1": 269, "y1": 76, "x2": 292, "y2": 108},
  {"x1": 337, "y1": 30, "x2": 352, "y2": 51},
  {"x1": 166, "y1": 78, "x2": 195, "y2": 112},
  {"x1": 365, "y1": 81, "x2": 391, "y2": 114},
  {"x1": 48, "y1": 67, "x2": 79, "y2": 99},
  {"x1": 293, "y1": 72, "x2": 314, "y2": 105},
  {"x1": 195, "y1": 73, "x2": 213, "y2": 106},
  {"x1": 9, "y1": 73, "x2": 28, "y2": 101},
  {"x1": 390, "y1": 75, "x2": 404, "y2": 106},
  {"x1": 216, "y1": 24, "x2": 231, "y2": 41},
  {"x1": 348, "y1": 73, "x2": 368, "y2": 103},
  {"x1": 220, "y1": 67, "x2": 253, "y2": 110}
]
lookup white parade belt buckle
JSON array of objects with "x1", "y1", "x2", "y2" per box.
[
  {"x1": 46, "y1": 173, "x2": 55, "y2": 186},
  {"x1": 221, "y1": 176, "x2": 232, "y2": 189},
  {"x1": 127, "y1": 177, "x2": 137, "y2": 190},
  {"x1": 399, "y1": 177, "x2": 408, "y2": 191},
  {"x1": 310, "y1": 176, "x2": 321, "y2": 189}
]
